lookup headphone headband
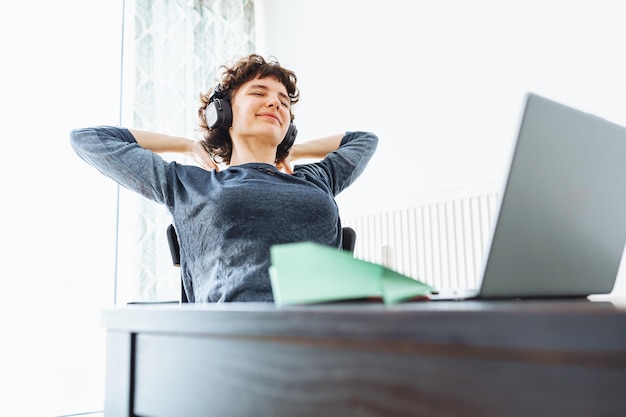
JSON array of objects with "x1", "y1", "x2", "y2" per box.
[{"x1": 210, "y1": 83, "x2": 226, "y2": 102}]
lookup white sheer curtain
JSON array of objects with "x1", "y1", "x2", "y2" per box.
[{"x1": 117, "y1": 0, "x2": 255, "y2": 303}]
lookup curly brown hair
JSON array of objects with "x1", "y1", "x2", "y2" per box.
[{"x1": 198, "y1": 54, "x2": 300, "y2": 165}]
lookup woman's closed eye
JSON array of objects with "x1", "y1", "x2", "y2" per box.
[{"x1": 250, "y1": 90, "x2": 289, "y2": 108}]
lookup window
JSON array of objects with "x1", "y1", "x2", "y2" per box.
[{"x1": 116, "y1": 0, "x2": 256, "y2": 304}]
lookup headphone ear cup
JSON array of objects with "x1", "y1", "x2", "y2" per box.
[
  {"x1": 205, "y1": 98, "x2": 233, "y2": 130},
  {"x1": 278, "y1": 123, "x2": 298, "y2": 154}
]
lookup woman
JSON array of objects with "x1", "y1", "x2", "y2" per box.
[{"x1": 70, "y1": 54, "x2": 377, "y2": 302}]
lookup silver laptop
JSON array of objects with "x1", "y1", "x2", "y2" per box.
[{"x1": 430, "y1": 93, "x2": 626, "y2": 300}]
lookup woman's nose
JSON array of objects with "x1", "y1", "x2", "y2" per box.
[{"x1": 267, "y1": 96, "x2": 281, "y2": 108}]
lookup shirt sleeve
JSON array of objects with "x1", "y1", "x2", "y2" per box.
[
  {"x1": 295, "y1": 131, "x2": 378, "y2": 196},
  {"x1": 69, "y1": 126, "x2": 174, "y2": 206}
]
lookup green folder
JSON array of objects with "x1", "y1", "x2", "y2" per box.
[{"x1": 269, "y1": 242, "x2": 433, "y2": 306}]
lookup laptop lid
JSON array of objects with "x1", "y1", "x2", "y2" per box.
[{"x1": 477, "y1": 93, "x2": 626, "y2": 298}]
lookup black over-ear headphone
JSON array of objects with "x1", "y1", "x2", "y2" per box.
[{"x1": 204, "y1": 83, "x2": 298, "y2": 155}]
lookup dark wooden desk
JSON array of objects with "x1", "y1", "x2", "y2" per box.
[{"x1": 102, "y1": 300, "x2": 626, "y2": 417}]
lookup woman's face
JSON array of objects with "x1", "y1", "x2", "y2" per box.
[{"x1": 229, "y1": 76, "x2": 291, "y2": 147}]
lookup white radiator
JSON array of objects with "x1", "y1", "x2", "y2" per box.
[{"x1": 341, "y1": 185, "x2": 501, "y2": 290}]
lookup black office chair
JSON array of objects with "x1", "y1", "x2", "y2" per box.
[
  {"x1": 341, "y1": 226, "x2": 357, "y2": 253},
  {"x1": 167, "y1": 224, "x2": 357, "y2": 303}
]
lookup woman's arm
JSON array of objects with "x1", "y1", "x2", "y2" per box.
[
  {"x1": 129, "y1": 129, "x2": 218, "y2": 171},
  {"x1": 288, "y1": 133, "x2": 344, "y2": 160},
  {"x1": 278, "y1": 133, "x2": 344, "y2": 174},
  {"x1": 129, "y1": 129, "x2": 193, "y2": 153},
  {"x1": 286, "y1": 131, "x2": 378, "y2": 195}
]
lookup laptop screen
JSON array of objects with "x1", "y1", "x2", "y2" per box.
[{"x1": 478, "y1": 93, "x2": 626, "y2": 298}]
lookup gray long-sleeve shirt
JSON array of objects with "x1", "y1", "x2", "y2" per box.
[{"x1": 70, "y1": 126, "x2": 377, "y2": 302}]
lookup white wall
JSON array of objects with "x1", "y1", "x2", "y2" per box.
[
  {"x1": 0, "y1": 1, "x2": 123, "y2": 415},
  {"x1": 255, "y1": 0, "x2": 626, "y2": 210},
  {"x1": 255, "y1": 0, "x2": 626, "y2": 295}
]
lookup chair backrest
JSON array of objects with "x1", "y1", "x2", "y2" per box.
[
  {"x1": 341, "y1": 226, "x2": 356, "y2": 253},
  {"x1": 166, "y1": 224, "x2": 181, "y2": 266},
  {"x1": 168, "y1": 224, "x2": 357, "y2": 303}
]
